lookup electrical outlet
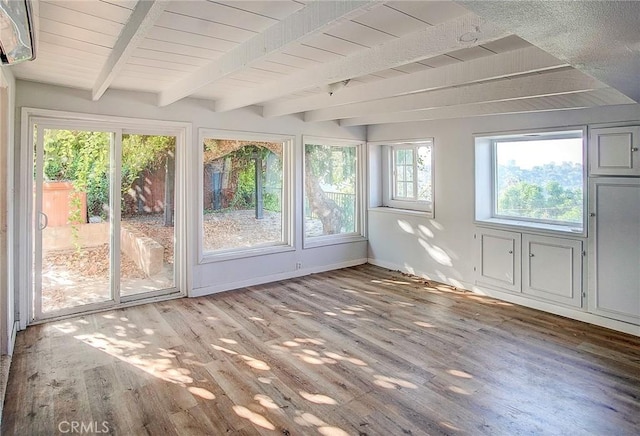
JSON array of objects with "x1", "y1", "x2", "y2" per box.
[{"x1": 296, "y1": 262, "x2": 302, "y2": 270}]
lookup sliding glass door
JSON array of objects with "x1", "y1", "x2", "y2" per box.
[
  {"x1": 119, "y1": 133, "x2": 176, "y2": 299},
  {"x1": 32, "y1": 122, "x2": 179, "y2": 320}
]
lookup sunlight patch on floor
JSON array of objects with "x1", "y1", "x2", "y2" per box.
[
  {"x1": 373, "y1": 375, "x2": 418, "y2": 389},
  {"x1": 254, "y1": 394, "x2": 279, "y2": 410},
  {"x1": 299, "y1": 391, "x2": 337, "y2": 405},
  {"x1": 187, "y1": 386, "x2": 215, "y2": 400},
  {"x1": 232, "y1": 405, "x2": 275, "y2": 430},
  {"x1": 447, "y1": 369, "x2": 473, "y2": 379},
  {"x1": 74, "y1": 332, "x2": 193, "y2": 385}
]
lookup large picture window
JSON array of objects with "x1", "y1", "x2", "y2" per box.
[
  {"x1": 475, "y1": 129, "x2": 585, "y2": 233},
  {"x1": 494, "y1": 137, "x2": 583, "y2": 224},
  {"x1": 200, "y1": 130, "x2": 292, "y2": 258},
  {"x1": 304, "y1": 138, "x2": 363, "y2": 242}
]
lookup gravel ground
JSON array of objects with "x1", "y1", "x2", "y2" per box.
[
  {"x1": 40, "y1": 210, "x2": 322, "y2": 312},
  {"x1": 202, "y1": 209, "x2": 283, "y2": 251}
]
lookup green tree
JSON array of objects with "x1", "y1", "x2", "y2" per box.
[
  {"x1": 498, "y1": 181, "x2": 582, "y2": 223},
  {"x1": 499, "y1": 182, "x2": 545, "y2": 218},
  {"x1": 42, "y1": 130, "x2": 174, "y2": 218},
  {"x1": 304, "y1": 144, "x2": 357, "y2": 234}
]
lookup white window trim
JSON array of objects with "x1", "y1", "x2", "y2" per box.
[
  {"x1": 19, "y1": 107, "x2": 191, "y2": 328},
  {"x1": 198, "y1": 128, "x2": 294, "y2": 263},
  {"x1": 302, "y1": 136, "x2": 366, "y2": 249},
  {"x1": 377, "y1": 139, "x2": 435, "y2": 216},
  {"x1": 474, "y1": 126, "x2": 587, "y2": 236}
]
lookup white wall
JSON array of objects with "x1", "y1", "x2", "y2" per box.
[
  {"x1": 0, "y1": 67, "x2": 16, "y2": 354},
  {"x1": 367, "y1": 104, "x2": 640, "y2": 332},
  {"x1": 14, "y1": 81, "x2": 367, "y2": 317}
]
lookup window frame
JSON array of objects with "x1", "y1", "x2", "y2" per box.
[
  {"x1": 20, "y1": 107, "x2": 191, "y2": 328},
  {"x1": 381, "y1": 140, "x2": 435, "y2": 216},
  {"x1": 302, "y1": 136, "x2": 366, "y2": 248},
  {"x1": 198, "y1": 128, "x2": 294, "y2": 263},
  {"x1": 475, "y1": 127, "x2": 587, "y2": 236}
]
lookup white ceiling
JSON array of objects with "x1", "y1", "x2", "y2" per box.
[{"x1": 7, "y1": 0, "x2": 639, "y2": 126}]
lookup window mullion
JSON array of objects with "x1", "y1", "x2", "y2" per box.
[{"x1": 412, "y1": 156, "x2": 418, "y2": 201}]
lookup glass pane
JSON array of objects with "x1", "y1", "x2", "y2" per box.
[
  {"x1": 305, "y1": 143, "x2": 357, "y2": 237},
  {"x1": 120, "y1": 134, "x2": 176, "y2": 297},
  {"x1": 202, "y1": 138, "x2": 284, "y2": 252},
  {"x1": 405, "y1": 165, "x2": 413, "y2": 182},
  {"x1": 405, "y1": 182, "x2": 414, "y2": 198},
  {"x1": 38, "y1": 129, "x2": 112, "y2": 312},
  {"x1": 405, "y1": 149, "x2": 413, "y2": 164},
  {"x1": 395, "y1": 165, "x2": 405, "y2": 183},
  {"x1": 495, "y1": 138, "x2": 583, "y2": 224},
  {"x1": 417, "y1": 145, "x2": 432, "y2": 201}
]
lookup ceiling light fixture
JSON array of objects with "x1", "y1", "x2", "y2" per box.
[{"x1": 458, "y1": 26, "x2": 482, "y2": 44}]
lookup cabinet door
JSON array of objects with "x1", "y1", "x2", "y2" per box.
[
  {"x1": 523, "y1": 235, "x2": 583, "y2": 307},
  {"x1": 589, "y1": 126, "x2": 640, "y2": 176},
  {"x1": 589, "y1": 178, "x2": 640, "y2": 324},
  {"x1": 475, "y1": 228, "x2": 521, "y2": 292}
]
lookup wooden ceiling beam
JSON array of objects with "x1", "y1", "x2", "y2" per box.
[
  {"x1": 157, "y1": 0, "x2": 384, "y2": 107},
  {"x1": 304, "y1": 68, "x2": 603, "y2": 122},
  {"x1": 339, "y1": 88, "x2": 635, "y2": 126},
  {"x1": 214, "y1": 13, "x2": 511, "y2": 113},
  {"x1": 92, "y1": 0, "x2": 169, "y2": 101},
  {"x1": 264, "y1": 46, "x2": 567, "y2": 118}
]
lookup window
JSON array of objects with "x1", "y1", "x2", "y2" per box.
[
  {"x1": 383, "y1": 140, "x2": 434, "y2": 214},
  {"x1": 475, "y1": 129, "x2": 585, "y2": 233},
  {"x1": 304, "y1": 137, "x2": 363, "y2": 242},
  {"x1": 200, "y1": 130, "x2": 292, "y2": 258}
]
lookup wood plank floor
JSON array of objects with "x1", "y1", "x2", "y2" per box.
[{"x1": 3, "y1": 264, "x2": 640, "y2": 435}]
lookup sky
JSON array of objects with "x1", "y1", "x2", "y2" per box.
[{"x1": 496, "y1": 138, "x2": 583, "y2": 169}]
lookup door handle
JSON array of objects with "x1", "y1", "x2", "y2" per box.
[{"x1": 39, "y1": 212, "x2": 48, "y2": 230}]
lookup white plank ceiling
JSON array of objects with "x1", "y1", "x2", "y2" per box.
[{"x1": 8, "y1": 0, "x2": 638, "y2": 125}]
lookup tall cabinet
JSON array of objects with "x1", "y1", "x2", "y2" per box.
[{"x1": 588, "y1": 126, "x2": 640, "y2": 325}]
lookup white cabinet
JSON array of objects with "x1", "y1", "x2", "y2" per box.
[
  {"x1": 589, "y1": 126, "x2": 640, "y2": 176},
  {"x1": 475, "y1": 228, "x2": 521, "y2": 292},
  {"x1": 522, "y1": 234, "x2": 583, "y2": 307},
  {"x1": 476, "y1": 227, "x2": 584, "y2": 308},
  {"x1": 589, "y1": 178, "x2": 640, "y2": 324}
]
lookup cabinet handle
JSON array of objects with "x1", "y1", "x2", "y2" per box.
[
  {"x1": 508, "y1": 250, "x2": 513, "y2": 254},
  {"x1": 632, "y1": 147, "x2": 639, "y2": 152},
  {"x1": 529, "y1": 253, "x2": 535, "y2": 257},
  {"x1": 590, "y1": 213, "x2": 596, "y2": 217}
]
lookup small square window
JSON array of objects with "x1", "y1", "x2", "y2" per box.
[{"x1": 383, "y1": 141, "x2": 434, "y2": 214}]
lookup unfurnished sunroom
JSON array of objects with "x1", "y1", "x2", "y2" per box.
[{"x1": 0, "y1": 0, "x2": 639, "y2": 434}]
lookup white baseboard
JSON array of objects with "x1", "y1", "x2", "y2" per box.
[
  {"x1": 8, "y1": 321, "x2": 17, "y2": 356},
  {"x1": 0, "y1": 353, "x2": 11, "y2": 427},
  {"x1": 368, "y1": 258, "x2": 640, "y2": 337},
  {"x1": 190, "y1": 258, "x2": 368, "y2": 298}
]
